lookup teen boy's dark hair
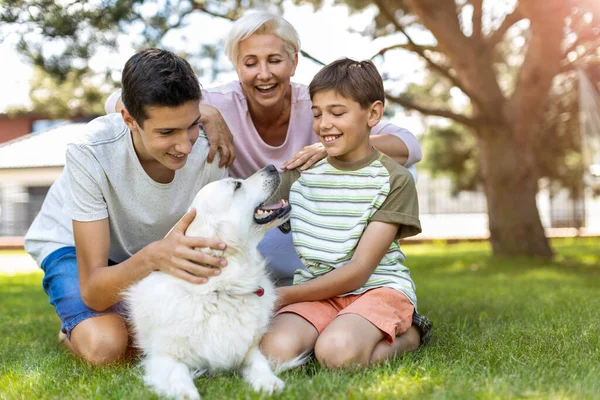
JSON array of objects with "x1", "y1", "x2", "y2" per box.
[
  {"x1": 308, "y1": 58, "x2": 385, "y2": 109},
  {"x1": 121, "y1": 48, "x2": 202, "y2": 125}
]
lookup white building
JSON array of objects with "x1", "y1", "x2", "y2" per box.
[{"x1": 0, "y1": 123, "x2": 84, "y2": 236}]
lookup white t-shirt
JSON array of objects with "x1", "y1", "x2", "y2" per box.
[
  {"x1": 105, "y1": 83, "x2": 423, "y2": 180},
  {"x1": 24, "y1": 113, "x2": 227, "y2": 265}
]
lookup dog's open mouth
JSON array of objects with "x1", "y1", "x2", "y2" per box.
[{"x1": 254, "y1": 199, "x2": 291, "y2": 224}]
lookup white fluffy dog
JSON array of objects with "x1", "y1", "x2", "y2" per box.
[{"x1": 124, "y1": 165, "x2": 293, "y2": 400}]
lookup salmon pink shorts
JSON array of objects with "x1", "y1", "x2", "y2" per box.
[{"x1": 276, "y1": 287, "x2": 414, "y2": 344}]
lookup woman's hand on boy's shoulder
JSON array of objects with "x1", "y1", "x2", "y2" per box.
[{"x1": 282, "y1": 143, "x2": 326, "y2": 171}]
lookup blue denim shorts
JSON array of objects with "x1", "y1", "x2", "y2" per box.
[{"x1": 41, "y1": 246, "x2": 124, "y2": 338}]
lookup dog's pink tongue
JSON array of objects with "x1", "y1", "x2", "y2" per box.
[{"x1": 260, "y1": 200, "x2": 285, "y2": 210}]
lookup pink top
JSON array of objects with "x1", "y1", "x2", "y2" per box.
[{"x1": 202, "y1": 81, "x2": 422, "y2": 179}]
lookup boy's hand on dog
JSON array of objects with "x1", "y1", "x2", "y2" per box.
[{"x1": 146, "y1": 209, "x2": 228, "y2": 284}]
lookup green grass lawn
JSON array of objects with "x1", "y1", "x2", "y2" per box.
[{"x1": 1, "y1": 238, "x2": 599, "y2": 399}]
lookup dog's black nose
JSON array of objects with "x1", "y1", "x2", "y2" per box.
[{"x1": 265, "y1": 165, "x2": 277, "y2": 173}]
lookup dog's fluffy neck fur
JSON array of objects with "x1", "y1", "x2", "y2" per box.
[
  {"x1": 186, "y1": 214, "x2": 272, "y2": 296},
  {"x1": 199, "y1": 243, "x2": 268, "y2": 297}
]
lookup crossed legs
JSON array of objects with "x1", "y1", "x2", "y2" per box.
[{"x1": 261, "y1": 312, "x2": 420, "y2": 369}]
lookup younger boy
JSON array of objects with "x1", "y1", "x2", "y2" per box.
[{"x1": 260, "y1": 58, "x2": 424, "y2": 368}]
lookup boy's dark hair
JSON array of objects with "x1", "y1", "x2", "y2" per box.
[
  {"x1": 308, "y1": 58, "x2": 385, "y2": 109},
  {"x1": 121, "y1": 48, "x2": 202, "y2": 125}
]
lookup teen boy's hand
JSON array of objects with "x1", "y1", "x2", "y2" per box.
[
  {"x1": 145, "y1": 209, "x2": 228, "y2": 284},
  {"x1": 199, "y1": 104, "x2": 236, "y2": 168},
  {"x1": 281, "y1": 143, "x2": 327, "y2": 171}
]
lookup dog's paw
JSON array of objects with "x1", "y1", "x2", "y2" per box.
[
  {"x1": 249, "y1": 374, "x2": 285, "y2": 395},
  {"x1": 144, "y1": 375, "x2": 201, "y2": 400},
  {"x1": 176, "y1": 387, "x2": 201, "y2": 400},
  {"x1": 162, "y1": 385, "x2": 201, "y2": 400}
]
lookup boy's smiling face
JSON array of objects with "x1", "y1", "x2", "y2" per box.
[
  {"x1": 122, "y1": 100, "x2": 201, "y2": 182},
  {"x1": 311, "y1": 89, "x2": 383, "y2": 163}
]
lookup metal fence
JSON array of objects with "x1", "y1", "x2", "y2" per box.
[
  {"x1": 0, "y1": 175, "x2": 591, "y2": 237},
  {"x1": 416, "y1": 173, "x2": 588, "y2": 228}
]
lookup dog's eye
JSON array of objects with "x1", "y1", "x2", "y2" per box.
[{"x1": 234, "y1": 181, "x2": 242, "y2": 191}]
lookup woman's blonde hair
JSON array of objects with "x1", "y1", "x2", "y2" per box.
[{"x1": 225, "y1": 10, "x2": 301, "y2": 68}]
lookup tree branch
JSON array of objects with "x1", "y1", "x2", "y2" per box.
[
  {"x1": 470, "y1": 0, "x2": 483, "y2": 42},
  {"x1": 191, "y1": 3, "x2": 324, "y2": 66},
  {"x1": 191, "y1": 4, "x2": 235, "y2": 21},
  {"x1": 370, "y1": 43, "x2": 438, "y2": 60},
  {"x1": 166, "y1": 8, "x2": 194, "y2": 32},
  {"x1": 563, "y1": 31, "x2": 599, "y2": 59},
  {"x1": 374, "y1": 0, "x2": 484, "y2": 108},
  {"x1": 146, "y1": 7, "x2": 195, "y2": 44},
  {"x1": 506, "y1": 1, "x2": 566, "y2": 134},
  {"x1": 386, "y1": 92, "x2": 482, "y2": 128},
  {"x1": 487, "y1": 8, "x2": 524, "y2": 49},
  {"x1": 300, "y1": 50, "x2": 325, "y2": 66},
  {"x1": 559, "y1": 57, "x2": 600, "y2": 74}
]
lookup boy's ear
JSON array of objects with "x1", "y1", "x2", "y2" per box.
[
  {"x1": 121, "y1": 108, "x2": 138, "y2": 132},
  {"x1": 367, "y1": 100, "x2": 384, "y2": 128}
]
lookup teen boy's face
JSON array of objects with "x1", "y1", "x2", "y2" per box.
[
  {"x1": 311, "y1": 90, "x2": 382, "y2": 163},
  {"x1": 123, "y1": 100, "x2": 201, "y2": 178}
]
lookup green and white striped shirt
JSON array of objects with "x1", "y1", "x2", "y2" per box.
[{"x1": 272, "y1": 149, "x2": 422, "y2": 308}]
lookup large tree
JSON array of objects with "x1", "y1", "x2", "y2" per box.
[
  {"x1": 1, "y1": 0, "x2": 599, "y2": 257},
  {"x1": 353, "y1": 0, "x2": 596, "y2": 257}
]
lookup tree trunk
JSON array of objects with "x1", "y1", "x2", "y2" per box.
[
  {"x1": 478, "y1": 126, "x2": 553, "y2": 257},
  {"x1": 407, "y1": 0, "x2": 566, "y2": 258}
]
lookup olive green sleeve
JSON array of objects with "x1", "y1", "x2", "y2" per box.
[{"x1": 370, "y1": 156, "x2": 422, "y2": 239}]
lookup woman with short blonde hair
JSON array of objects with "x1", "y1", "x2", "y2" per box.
[{"x1": 225, "y1": 11, "x2": 300, "y2": 68}]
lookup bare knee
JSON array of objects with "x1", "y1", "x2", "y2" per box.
[
  {"x1": 370, "y1": 326, "x2": 421, "y2": 364},
  {"x1": 402, "y1": 326, "x2": 421, "y2": 351},
  {"x1": 314, "y1": 331, "x2": 367, "y2": 369},
  {"x1": 260, "y1": 329, "x2": 306, "y2": 364},
  {"x1": 70, "y1": 315, "x2": 129, "y2": 365}
]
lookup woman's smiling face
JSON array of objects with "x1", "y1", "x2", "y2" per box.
[{"x1": 236, "y1": 34, "x2": 298, "y2": 111}]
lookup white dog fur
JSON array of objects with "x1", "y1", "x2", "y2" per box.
[{"x1": 124, "y1": 166, "x2": 296, "y2": 400}]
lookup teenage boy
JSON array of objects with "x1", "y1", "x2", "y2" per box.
[
  {"x1": 25, "y1": 49, "x2": 229, "y2": 365},
  {"x1": 260, "y1": 58, "x2": 426, "y2": 368}
]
